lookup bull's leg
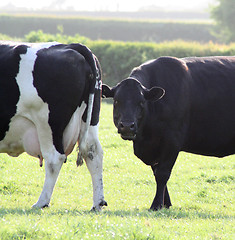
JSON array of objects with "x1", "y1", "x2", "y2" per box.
[
  {"x1": 150, "y1": 167, "x2": 170, "y2": 210},
  {"x1": 81, "y1": 124, "x2": 107, "y2": 211},
  {"x1": 164, "y1": 185, "x2": 172, "y2": 208},
  {"x1": 150, "y1": 151, "x2": 178, "y2": 210}
]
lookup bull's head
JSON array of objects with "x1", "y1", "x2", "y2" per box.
[{"x1": 102, "y1": 78, "x2": 165, "y2": 141}]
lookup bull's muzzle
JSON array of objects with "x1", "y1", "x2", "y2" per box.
[{"x1": 118, "y1": 121, "x2": 137, "y2": 140}]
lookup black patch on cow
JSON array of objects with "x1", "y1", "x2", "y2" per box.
[
  {"x1": 0, "y1": 43, "x2": 28, "y2": 141},
  {"x1": 33, "y1": 44, "x2": 96, "y2": 154}
]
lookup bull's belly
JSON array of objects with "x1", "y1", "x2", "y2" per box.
[
  {"x1": 182, "y1": 134, "x2": 235, "y2": 157},
  {"x1": 182, "y1": 143, "x2": 235, "y2": 158}
]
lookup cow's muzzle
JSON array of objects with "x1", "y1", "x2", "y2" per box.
[{"x1": 118, "y1": 121, "x2": 137, "y2": 140}]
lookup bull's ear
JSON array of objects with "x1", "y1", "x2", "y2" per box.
[
  {"x1": 102, "y1": 84, "x2": 115, "y2": 98},
  {"x1": 143, "y1": 87, "x2": 165, "y2": 102}
]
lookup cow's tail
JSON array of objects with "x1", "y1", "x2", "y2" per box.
[{"x1": 72, "y1": 44, "x2": 99, "y2": 166}]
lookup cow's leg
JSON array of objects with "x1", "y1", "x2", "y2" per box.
[
  {"x1": 33, "y1": 149, "x2": 65, "y2": 208},
  {"x1": 80, "y1": 123, "x2": 107, "y2": 211},
  {"x1": 31, "y1": 113, "x2": 66, "y2": 208}
]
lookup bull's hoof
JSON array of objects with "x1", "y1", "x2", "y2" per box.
[
  {"x1": 149, "y1": 204, "x2": 171, "y2": 211},
  {"x1": 91, "y1": 200, "x2": 108, "y2": 211}
]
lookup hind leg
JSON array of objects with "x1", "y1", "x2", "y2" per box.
[
  {"x1": 80, "y1": 122, "x2": 107, "y2": 211},
  {"x1": 33, "y1": 149, "x2": 66, "y2": 208},
  {"x1": 31, "y1": 112, "x2": 66, "y2": 208}
]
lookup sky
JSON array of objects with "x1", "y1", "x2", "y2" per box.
[{"x1": 0, "y1": 0, "x2": 217, "y2": 11}]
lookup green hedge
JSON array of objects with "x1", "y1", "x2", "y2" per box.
[
  {"x1": 89, "y1": 40, "x2": 235, "y2": 86},
  {"x1": 1, "y1": 31, "x2": 235, "y2": 86}
]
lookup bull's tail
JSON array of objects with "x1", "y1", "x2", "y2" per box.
[{"x1": 71, "y1": 44, "x2": 99, "y2": 166}]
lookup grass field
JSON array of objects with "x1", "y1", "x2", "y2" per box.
[{"x1": 0, "y1": 103, "x2": 234, "y2": 239}]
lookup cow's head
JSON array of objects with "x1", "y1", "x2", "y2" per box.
[{"x1": 102, "y1": 78, "x2": 165, "y2": 140}]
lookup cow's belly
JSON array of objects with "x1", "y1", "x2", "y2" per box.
[
  {"x1": 0, "y1": 102, "x2": 86, "y2": 158},
  {"x1": 0, "y1": 116, "x2": 41, "y2": 157}
]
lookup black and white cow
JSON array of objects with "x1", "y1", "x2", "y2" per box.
[
  {"x1": 102, "y1": 56, "x2": 235, "y2": 210},
  {"x1": 0, "y1": 41, "x2": 107, "y2": 210}
]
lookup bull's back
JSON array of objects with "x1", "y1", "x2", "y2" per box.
[{"x1": 183, "y1": 57, "x2": 235, "y2": 157}]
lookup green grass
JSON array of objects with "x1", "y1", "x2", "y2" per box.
[{"x1": 0, "y1": 103, "x2": 234, "y2": 239}]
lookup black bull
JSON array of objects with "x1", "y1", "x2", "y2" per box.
[{"x1": 102, "y1": 56, "x2": 235, "y2": 210}]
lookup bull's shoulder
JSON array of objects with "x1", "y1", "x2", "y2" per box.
[{"x1": 139, "y1": 56, "x2": 189, "y2": 82}]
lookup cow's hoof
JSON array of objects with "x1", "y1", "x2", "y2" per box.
[
  {"x1": 91, "y1": 200, "x2": 108, "y2": 211},
  {"x1": 100, "y1": 200, "x2": 108, "y2": 207},
  {"x1": 32, "y1": 203, "x2": 50, "y2": 209}
]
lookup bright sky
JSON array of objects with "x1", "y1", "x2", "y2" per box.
[{"x1": 0, "y1": 0, "x2": 216, "y2": 11}]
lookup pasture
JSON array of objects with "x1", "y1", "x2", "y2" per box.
[{"x1": 0, "y1": 103, "x2": 234, "y2": 239}]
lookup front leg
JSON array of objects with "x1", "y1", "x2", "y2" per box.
[
  {"x1": 163, "y1": 185, "x2": 172, "y2": 208},
  {"x1": 150, "y1": 167, "x2": 169, "y2": 210},
  {"x1": 150, "y1": 183, "x2": 172, "y2": 210},
  {"x1": 150, "y1": 151, "x2": 178, "y2": 210}
]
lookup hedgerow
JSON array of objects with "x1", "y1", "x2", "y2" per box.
[{"x1": 1, "y1": 30, "x2": 235, "y2": 85}]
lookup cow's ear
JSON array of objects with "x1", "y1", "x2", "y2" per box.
[
  {"x1": 144, "y1": 87, "x2": 165, "y2": 102},
  {"x1": 102, "y1": 84, "x2": 115, "y2": 98}
]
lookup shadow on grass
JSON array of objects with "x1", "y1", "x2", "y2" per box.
[{"x1": 0, "y1": 206, "x2": 233, "y2": 220}]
